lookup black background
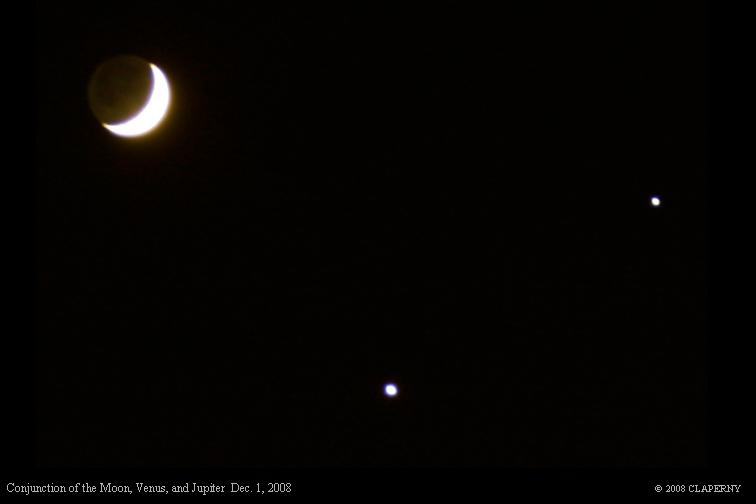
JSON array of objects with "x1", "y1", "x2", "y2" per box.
[{"x1": 35, "y1": 2, "x2": 707, "y2": 468}]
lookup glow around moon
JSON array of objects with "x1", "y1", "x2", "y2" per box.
[{"x1": 103, "y1": 64, "x2": 171, "y2": 137}]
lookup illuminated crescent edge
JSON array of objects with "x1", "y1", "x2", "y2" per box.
[{"x1": 103, "y1": 64, "x2": 171, "y2": 137}]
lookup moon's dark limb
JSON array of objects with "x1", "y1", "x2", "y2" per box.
[{"x1": 88, "y1": 55, "x2": 153, "y2": 125}]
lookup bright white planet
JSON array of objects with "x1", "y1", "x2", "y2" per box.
[
  {"x1": 103, "y1": 64, "x2": 171, "y2": 137},
  {"x1": 384, "y1": 384, "x2": 398, "y2": 397},
  {"x1": 650, "y1": 196, "x2": 662, "y2": 207}
]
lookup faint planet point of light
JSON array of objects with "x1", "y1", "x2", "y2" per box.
[
  {"x1": 88, "y1": 56, "x2": 171, "y2": 138},
  {"x1": 651, "y1": 196, "x2": 662, "y2": 207},
  {"x1": 384, "y1": 384, "x2": 398, "y2": 397}
]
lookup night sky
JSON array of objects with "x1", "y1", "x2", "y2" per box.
[{"x1": 35, "y1": 2, "x2": 707, "y2": 468}]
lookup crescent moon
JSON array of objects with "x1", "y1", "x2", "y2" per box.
[{"x1": 103, "y1": 64, "x2": 171, "y2": 137}]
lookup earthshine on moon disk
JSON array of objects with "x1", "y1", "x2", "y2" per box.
[{"x1": 88, "y1": 55, "x2": 171, "y2": 138}]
